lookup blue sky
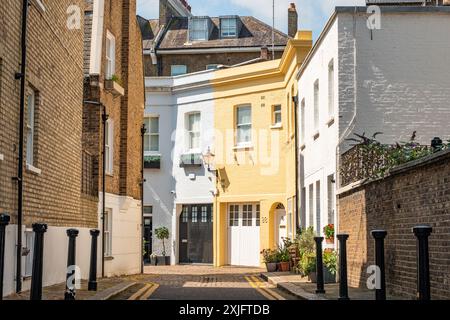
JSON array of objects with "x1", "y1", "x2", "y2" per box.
[{"x1": 137, "y1": 0, "x2": 366, "y2": 40}]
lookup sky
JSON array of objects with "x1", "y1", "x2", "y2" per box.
[{"x1": 137, "y1": 0, "x2": 366, "y2": 40}]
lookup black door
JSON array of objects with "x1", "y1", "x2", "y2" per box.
[
  {"x1": 179, "y1": 204, "x2": 213, "y2": 264},
  {"x1": 143, "y1": 217, "x2": 153, "y2": 264}
]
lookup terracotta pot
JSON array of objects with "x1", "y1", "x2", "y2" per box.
[
  {"x1": 326, "y1": 237, "x2": 334, "y2": 245},
  {"x1": 279, "y1": 262, "x2": 290, "y2": 272}
]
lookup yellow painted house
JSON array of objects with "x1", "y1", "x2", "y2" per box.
[{"x1": 211, "y1": 32, "x2": 313, "y2": 267}]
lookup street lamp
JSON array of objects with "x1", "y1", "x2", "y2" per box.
[{"x1": 202, "y1": 147, "x2": 216, "y2": 172}]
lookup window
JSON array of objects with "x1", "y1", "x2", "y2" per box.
[
  {"x1": 316, "y1": 181, "x2": 321, "y2": 235},
  {"x1": 182, "y1": 206, "x2": 188, "y2": 223},
  {"x1": 314, "y1": 80, "x2": 319, "y2": 132},
  {"x1": 206, "y1": 64, "x2": 220, "y2": 70},
  {"x1": 272, "y1": 105, "x2": 282, "y2": 127},
  {"x1": 242, "y1": 205, "x2": 253, "y2": 227},
  {"x1": 256, "y1": 205, "x2": 261, "y2": 227},
  {"x1": 105, "y1": 119, "x2": 113, "y2": 175},
  {"x1": 221, "y1": 18, "x2": 237, "y2": 38},
  {"x1": 104, "y1": 209, "x2": 112, "y2": 257},
  {"x1": 171, "y1": 65, "x2": 187, "y2": 76},
  {"x1": 144, "y1": 117, "x2": 159, "y2": 154},
  {"x1": 105, "y1": 31, "x2": 115, "y2": 80},
  {"x1": 328, "y1": 60, "x2": 335, "y2": 118},
  {"x1": 300, "y1": 99, "x2": 305, "y2": 144},
  {"x1": 24, "y1": 230, "x2": 35, "y2": 277},
  {"x1": 187, "y1": 112, "x2": 201, "y2": 151},
  {"x1": 192, "y1": 207, "x2": 198, "y2": 223},
  {"x1": 144, "y1": 206, "x2": 153, "y2": 216},
  {"x1": 236, "y1": 105, "x2": 252, "y2": 146},
  {"x1": 201, "y1": 206, "x2": 208, "y2": 223},
  {"x1": 229, "y1": 205, "x2": 239, "y2": 227},
  {"x1": 327, "y1": 175, "x2": 335, "y2": 225},
  {"x1": 308, "y1": 184, "x2": 314, "y2": 228},
  {"x1": 287, "y1": 198, "x2": 293, "y2": 238},
  {"x1": 301, "y1": 187, "x2": 306, "y2": 229},
  {"x1": 26, "y1": 90, "x2": 36, "y2": 166},
  {"x1": 189, "y1": 18, "x2": 208, "y2": 41}
]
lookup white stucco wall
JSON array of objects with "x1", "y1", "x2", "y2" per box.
[
  {"x1": 144, "y1": 70, "x2": 215, "y2": 264},
  {"x1": 2, "y1": 224, "x2": 101, "y2": 298}
]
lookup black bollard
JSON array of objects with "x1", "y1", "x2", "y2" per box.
[
  {"x1": 337, "y1": 234, "x2": 350, "y2": 300},
  {"x1": 371, "y1": 230, "x2": 387, "y2": 300},
  {"x1": 314, "y1": 237, "x2": 326, "y2": 294},
  {"x1": 413, "y1": 226, "x2": 432, "y2": 301},
  {"x1": 0, "y1": 214, "x2": 11, "y2": 300},
  {"x1": 30, "y1": 223, "x2": 48, "y2": 300},
  {"x1": 88, "y1": 229, "x2": 100, "y2": 291},
  {"x1": 64, "y1": 229, "x2": 79, "y2": 300}
]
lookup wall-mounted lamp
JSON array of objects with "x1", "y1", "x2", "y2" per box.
[{"x1": 202, "y1": 147, "x2": 216, "y2": 172}]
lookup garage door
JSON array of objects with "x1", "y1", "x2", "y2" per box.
[{"x1": 228, "y1": 204, "x2": 260, "y2": 267}]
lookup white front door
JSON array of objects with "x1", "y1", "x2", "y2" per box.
[
  {"x1": 276, "y1": 209, "x2": 287, "y2": 247},
  {"x1": 228, "y1": 204, "x2": 260, "y2": 267}
]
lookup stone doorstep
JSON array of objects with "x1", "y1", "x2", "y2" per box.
[
  {"x1": 260, "y1": 272, "x2": 327, "y2": 301},
  {"x1": 86, "y1": 281, "x2": 137, "y2": 300}
]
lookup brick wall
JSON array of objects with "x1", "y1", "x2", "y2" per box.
[
  {"x1": 0, "y1": 0, "x2": 97, "y2": 228},
  {"x1": 339, "y1": 150, "x2": 450, "y2": 299}
]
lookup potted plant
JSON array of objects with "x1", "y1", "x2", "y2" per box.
[
  {"x1": 323, "y1": 249, "x2": 337, "y2": 283},
  {"x1": 155, "y1": 227, "x2": 170, "y2": 266},
  {"x1": 277, "y1": 246, "x2": 291, "y2": 272},
  {"x1": 150, "y1": 253, "x2": 158, "y2": 266},
  {"x1": 104, "y1": 74, "x2": 125, "y2": 96},
  {"x1": 324, "y1": 224, "x2": 335, "y2": 244},
  {"x1": 299, "y1": 252, "x2": 317, "y2": 281},
  {"x1": 261, "y1": 249, "x2": 278, "y2": 272}
]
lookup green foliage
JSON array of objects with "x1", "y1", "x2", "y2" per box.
[
  {"x1": 296, "y1": 227, "x2": 316, "y2": 258},
  {"x1": 323, "y1": 250, "x2": 337, "y2": 275},
  {"x1": 261, "y1": 249, "x2": 278, "y2": 263},
  {"x1": 323, "y1": 224, "x2": 334, "y2": 240},
  {"x1": 110, "y1": 74, "x2": 122, "y2": 85},
  {"x1": 155, "y1": 227, "x2": 169, "y2": 257},
  {"x1": 299, "y1": 252, "x2": 316, "y2": 276}
]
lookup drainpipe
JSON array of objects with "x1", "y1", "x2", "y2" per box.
[
  {"x1": 140, "y1": 124, "x2": 147, "y2": 274},
  {"x1": 101, "y1": 106, "x2": 108, "y2": 278},
  {"x1": 293, "y1": 95, "x2": 300, "y2": 232},
  {"x1": 14, "y1": 0, "x2": 30, "y2": 294}
]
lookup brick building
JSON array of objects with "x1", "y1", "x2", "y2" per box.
[
  {"x1": 0, "y1": 0, "x2": 96, "y2": 297},
  {"x1": 137, "y1": 0, "x2": 296, "y2": 77},
  {"x1": 83, "y1": 0, "x2": 145, "y2": 277}
]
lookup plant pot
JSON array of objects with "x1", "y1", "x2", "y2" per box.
[
  {"x1": 157, "y1": 256, "x2": 171, "y2": 266},
  {"x1": 150, "y1": 257, "x2": 157, "y2": 266},
  {"x1": 279, "y1": 262, "x2": 290, "y2": 272},
  {"x1": 308, "y1": 271, "x2": 317, "y2": 283},
  {"x1": 324, "y1": 268, "x2": 336, "y2": 284},
  {"x1": 326, "y1": 237, "x2": 334, "y2": 245},
  {"x1": 265, "y1": 262, "x2": 277, "y2": 273}
]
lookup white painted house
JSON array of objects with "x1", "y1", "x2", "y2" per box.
[
  {"x1": 144, "y1": 71, "x2": 216, "y2": 265},
  {"x1": 297, "y1": 6, "x2": 450, "y2": 237}
]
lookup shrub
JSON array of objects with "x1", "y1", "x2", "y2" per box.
[{"x1": 155, "y1": 227, "x2": 169, "y2": 257}]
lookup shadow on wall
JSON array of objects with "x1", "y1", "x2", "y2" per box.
[{"x1": 218, "y1": 168, "x2": 230, "y2": 192}]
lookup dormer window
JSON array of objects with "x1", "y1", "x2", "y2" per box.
[
  {"x1": 220, "y1": 16, "x2": 240, "y2": 38},
  {"x1": 189, "y1": 17, "x2": 209, "y2": 41}
]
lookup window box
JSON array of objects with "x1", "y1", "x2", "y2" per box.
[
  {"x1": 180, "y1": 153, "x2": 203, "y2": 167},
  {"x1": 105, "y1": 79, "x2": 124, "y2": 97},
  {"x1": 144, "y1": 155, "x2": 161, "y2": 169}
]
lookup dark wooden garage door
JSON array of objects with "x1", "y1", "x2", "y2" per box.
[{"x1": 179, "y1": 204, "x2": 213, "y2": 264}]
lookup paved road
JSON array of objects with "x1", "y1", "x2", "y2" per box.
[{"x1": 132, "y1": 266, "x2": 297, "y2": 301}]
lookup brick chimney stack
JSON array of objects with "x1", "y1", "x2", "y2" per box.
[{"x1": 288, "y1": 3, "x2": 298, "y2": 38}]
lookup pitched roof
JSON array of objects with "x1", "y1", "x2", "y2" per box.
[{"x1": 138, "y1": 16, "x2": 290, "y2": 51}]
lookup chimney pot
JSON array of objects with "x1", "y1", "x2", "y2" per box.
[{"x1": 288, "y1": 3, "x2": 298, "y2": 38}]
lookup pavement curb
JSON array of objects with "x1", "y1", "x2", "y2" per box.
[
  {"x1": 260, "y1": 273, "x2": 327, "y2": 301},
  {"x1": 86, "y1": 281, "x2": 137, "y2": 300}
]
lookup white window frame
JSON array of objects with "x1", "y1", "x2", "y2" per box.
[
  {"x1": 272, "y1": 105, "x2": 282, "y2": 127},
  {"x1": 104, "y1": 208, "x2": 113, "y2": 257},
  {"x1": 300, "y1": 99, "x2": 306, "y2": 145},
  {"x1": 287, "y1": 198, "x2": 293, "y2": 238},
  {"x1": 26, "y1": 90, "x2": 36, "y2": 166},
  {"x1": 313, "y1": 80, "x2": 319, "y2": 132},
  {"x1": 220, "y1": 18, "x2": 237, "y2": 38},
  {"x1": 236, "y1": 105, "x2": 252, "y2": 147},
  {"x1": 206, "y1": 64, "x2": 220, "y2": 70},
  {"x1": 24, "y1": 229, "x2": 35, "y2": 278},
  {"x1": 105, "y1": 31, "x2": 116, "y2": 80},
  {"x1": 186, "y1": 112, "x2": 201, "y2": 153},
  {"x1": 189, "y1": 18, "x2": 208, "y2": 41},
  {"x1": 144, "y1": 116, "x2": 160, "y2": 155},
  {"x1": 171, "y1": 65, "x2": 187, "y2": 76},
  {"x1": 105, "y1": 119, "x2": 114, "y2": 175},
  {"x1": 328, "y1": 60, "x2": 335, "y2": 119},
  {"x1": 228, "y1": 204, "x2": 260, "y2": 228}
]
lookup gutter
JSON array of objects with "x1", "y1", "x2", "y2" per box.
[{"x1": 14, "y1": 0, "x2": 30, "y2": 294}]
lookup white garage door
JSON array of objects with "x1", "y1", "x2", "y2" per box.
[{"x1": 228, "y1": 204, "x2": 260, "y2": 267}]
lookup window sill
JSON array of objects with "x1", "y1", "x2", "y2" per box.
[
  {"x1": 313, "y1": 131, "x2": 320, "y2": 141},
  {"x1": 270, "y1": 124, "x2": 283, "y2": 130},
  {"x1": 105, "y1": 80, "x2": 125, "y2": 97},
  {"x1": 326, "y1": 117, "x2": 335, "y2": 127},
  {"x1": 104, "y1": 256, "x2": 114, "y2": 261},
  {"x1": 300, "y1": 143, "x2": 306, "y2": 151},
  {"x1": 233, "y1": 144, "x2": 254, "y2": 151},
  {"x1": 106, "y1": 172, "x2": 114, "y2": 177},
  {"x1": 26, "y1": 164, "x2": 42, "y2": 175}
]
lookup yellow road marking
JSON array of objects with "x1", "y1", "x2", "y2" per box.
[
  {"x1": 140, "y1": 283, "x2": 160, "y2": 300},
  {"x1": 250, "y1": 276, "x2": 286, "y2": 301},
  {"x1": 245, "y1": 276, "x2": 286, "y2": 301},
  {"x1": 128, "y1": 284, "x2": 151, "y2": 300}
]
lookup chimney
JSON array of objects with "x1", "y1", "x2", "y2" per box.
[
  {"x1": 260, "y1": 46, "x2": 269, "y2": 61},
  {"x1": 288, "y1": 3, "x2": 298, "y2": 38},
  {"x1": 159, "y1": 0, "x2": 171, "y2": 25}
]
